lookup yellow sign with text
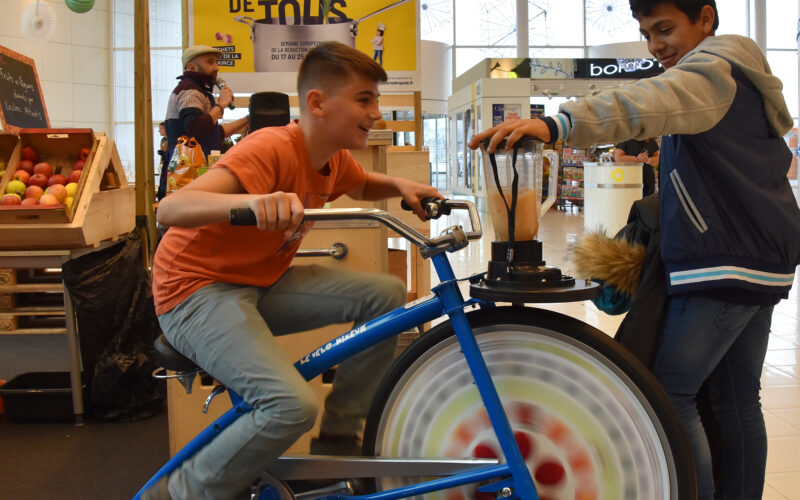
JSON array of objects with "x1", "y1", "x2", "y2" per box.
[{"x1": 191, "y1": 0, "x2": 417, "y2": 74}]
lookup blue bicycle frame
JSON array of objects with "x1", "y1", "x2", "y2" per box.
[{"x1": 135, "y1": 252, "x2": 540, "y2": 500}]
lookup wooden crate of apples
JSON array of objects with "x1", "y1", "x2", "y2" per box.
[
  {"x1": 0, "y1": 129, "x2": 96, "y2": 221},
  {"x1": 0, "y1": 129, "x2": 135, "y2": 249}
]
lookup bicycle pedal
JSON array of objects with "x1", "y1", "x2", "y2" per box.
[{"x1": 202, "y1": 384, "x2": 226, "y2": 414}]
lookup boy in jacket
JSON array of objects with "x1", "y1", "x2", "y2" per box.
[{"x1": 469, "y1": 1, "x2": 799, "y2": 498}]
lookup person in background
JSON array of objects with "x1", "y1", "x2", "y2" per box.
[
  {"x1": 469, "y1": 1, "x2": 800, "y2": 498},
  {"x1": 371, "y1": 24, "x2": 385, "y2": 66},
  {"x1": 159, "y1": 45, "x2": 249, "y2": 200},
  {"x1": 143, "y1": 41, "x2": 441, "y2": 500},
  {"x1": 614, "y1": 137, "x2": 660, "y2": 196},
  {"x1": 156, "y1": 122, "x2": 168, "y2": 194}
]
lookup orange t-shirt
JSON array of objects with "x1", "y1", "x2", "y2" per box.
[{"x1": 152, "y1": 121, "x2": 368, "y2": 315}]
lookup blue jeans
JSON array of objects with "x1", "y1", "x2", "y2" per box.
[
  {"x1": 651, "y1": 294, "x2": 773, "y2": 500},
  {"x1": 157, "y1": 265, "x2": 406, "y2": 499}
]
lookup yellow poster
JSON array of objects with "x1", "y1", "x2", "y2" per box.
[{"x1": 191, "y1": 0, "x2": 417, "y2": 78}]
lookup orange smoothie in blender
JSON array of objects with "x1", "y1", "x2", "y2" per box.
[{"x1": 487, "y1": 187, "x2": 540, "y2": 241}]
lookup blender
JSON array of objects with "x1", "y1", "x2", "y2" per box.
[{"x1": 471, "y1": 137, "x2": 599, "y2": 303}]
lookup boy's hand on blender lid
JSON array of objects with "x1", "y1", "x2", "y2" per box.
[{"x1": 468, "y1": 119, "x2": 550, "y2": 154}]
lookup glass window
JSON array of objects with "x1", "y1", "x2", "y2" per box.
[
  {"x1": 715, "y1": 0, "x2": 748, "y2": 36},
  {"x1": 766, "y1": 0, "x2": 798, "y2": 49},
  {"x1": 767, "y1": 50, "x2": 798, "y2": 123},
  {"x1": 529, "y1": 47, "x2": 584, "y2": 58},
  {"x1": 114, "y1": 123, "x2": 136, "y2": 183},
  {"x1": 456, "y1": 47, "x2": 517, "y2": 77},
  {"x1": 420, "y1": 0, "x2": 454, "y2": 44},
  {"x1": 113, "y1": 0, "x2": 182, "y2": 183},
  {"x1": 455, "y1": 0, "x2": 517, "y2": 46},
  {"x1": 528, "y1": 0, "x2": 584, "y2": 47},
  {"x1": 585, "y1": 0, "x2": 641, "y2": 46}
]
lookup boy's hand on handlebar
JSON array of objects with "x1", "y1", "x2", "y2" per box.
[
  {"x1": 396, "y1": 178, "x2": 443, "y2": 221},
  {"x1": 467, "y1": 118, "x2": 550, "y2": 154},
  {"x1": 248, "y1": 192, "x2": 304, "y2": 240}
]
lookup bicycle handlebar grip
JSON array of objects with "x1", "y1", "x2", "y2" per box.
[
  {"x1": 401, "y1": 197, "x2": 450, "y2": 219},
  {"x1": 230, "y1": 207, "x2": 257, "y2": 226}
]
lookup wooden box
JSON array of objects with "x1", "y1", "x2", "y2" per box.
[
  {"x1": 0, "y1": 129, "x2": 98, "y2": 223},
  {"x1": 0, "y1": 133, "x2": 21, "y2": 186},
  {"x1": 0, "y1": 131, "x2": 134, "y2": 249}
]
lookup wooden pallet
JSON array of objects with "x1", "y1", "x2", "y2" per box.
[{"x1": 0, "y1": 267, "x2": 65, "y2": 335}]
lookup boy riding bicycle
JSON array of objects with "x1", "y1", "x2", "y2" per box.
[
  {"x1": 145, "y1": 42, "x2": 441, "y2": 499},
  {"x1": 470, "y1": 1, "x2": 799, "y2": 499}
]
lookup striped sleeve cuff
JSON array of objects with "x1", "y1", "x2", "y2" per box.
[{"x1": 541, "y1": 113, "x2": 571, "y2": 142}]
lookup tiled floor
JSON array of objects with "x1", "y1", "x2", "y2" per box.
[{"x1": 424, "y1": 201, "x2": 800, "y2": 499}]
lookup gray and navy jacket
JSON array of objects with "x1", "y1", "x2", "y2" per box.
[
  {"x1": 159, "y1": 71, "x2": 224, "y2": 199},
  {"x1": 545, "y1": 35, "x2": 799, "y2": 298}
]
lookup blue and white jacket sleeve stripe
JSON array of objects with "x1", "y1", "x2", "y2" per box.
[{"x1": 542, "y1": 113, "x2": 571, "y2": 142}]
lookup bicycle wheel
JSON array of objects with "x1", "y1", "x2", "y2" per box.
[{"x1": 362, "y1": 306, "x2": 696, "y2": 500}]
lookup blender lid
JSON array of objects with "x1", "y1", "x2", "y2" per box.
[{"x1": 480, "y1": 135, "x2": 542, "y2": 150}]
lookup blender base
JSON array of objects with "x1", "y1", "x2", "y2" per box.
[{"x1": 470, "y1": 278, "x2": 600, "y2": 303}]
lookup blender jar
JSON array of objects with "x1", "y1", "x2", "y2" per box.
[{"x1": 479, "y1": 137, "x2": 547, "y2": 241}]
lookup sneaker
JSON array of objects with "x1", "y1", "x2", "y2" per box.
[{"x1": 309, "y1": 432, "x2": 363, "y2": 456}]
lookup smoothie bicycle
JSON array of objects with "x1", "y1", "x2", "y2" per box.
[{"x1": 135, "y1": 198, "x2": 696, "y2": 500}]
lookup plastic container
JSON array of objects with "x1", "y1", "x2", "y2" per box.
[
  {"x1": 478, "y1": 137, "x2": 558, "y2": 241},
  {"x1": 0, "y1": 372, "x2": 85, "y2": 422},
  {"x1": 583, "y1": 162, "x2": 643, "y2": 235}
]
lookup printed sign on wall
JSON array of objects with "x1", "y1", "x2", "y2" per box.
[{"x1": 190, "y1": 0, "x2": 418, "y2": 91}]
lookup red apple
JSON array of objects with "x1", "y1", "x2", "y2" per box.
[
  {"x1": 20, "y1": 197, "x2": 38, "y2": 206},
  {"x1": 29, "y1": 173, "x2": 49, "y2": 189},
  {"x1": 79, "y1": 147, "x2": 90, "y2": 161},
  {"x1": 47, "y1": 174, "x2": 67, "y2": 186},
  {"x1": 0, "y1": 193, "x2": 21, "y2": 205},
  {"x1": 66, "y1": 169, "x2": 83, "y2": 184},
  {"x1": 33, "y1": 162, "x2": 53, "y2": 177},
  {"x1": 13, "y1": 170, "x2": 30, "y2": 184},
  {"x1": 25, "y1": 185, "x2": 44, "y2": 201},
  {"x1": 21, "y1": 146, "x2": 39, "y2": 163},
  {"x1": 39, "y1": 193, "x2": 61, "y2": 206},
  {"x1": 18, "y1": 160, "x2": 35, "y2": 174},
  {"x1": 73, "y1": 159, "x2": 85, "y2": 171},
  {"x1": 45, "y1": 184, "x2": 67, "y2": 202}
]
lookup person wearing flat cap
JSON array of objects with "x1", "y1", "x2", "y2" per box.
[{"x1": 159, "y1": 45, "x2": 250, "y2": 199}]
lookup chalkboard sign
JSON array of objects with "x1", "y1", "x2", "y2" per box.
[{"x1": 0, "y1": 45, "x2": 49, "y2": 133}]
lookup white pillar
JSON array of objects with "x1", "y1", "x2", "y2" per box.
[
  {"x1": 753, "y1": 0, "x2": 767, "y2": 53},
  {"x1": 517, "y1": 0, "x2": 528, "y2": 58}
]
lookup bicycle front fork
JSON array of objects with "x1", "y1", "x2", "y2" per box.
[{"x1": 432, "y1": 254, "x2": 539, "y2": 500}]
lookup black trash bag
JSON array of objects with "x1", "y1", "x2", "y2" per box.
[{"x1": 61, "y1": 231, "x2": 165, "y2": 421}]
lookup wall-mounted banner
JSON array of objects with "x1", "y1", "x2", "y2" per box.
[{"x1": 190, "y1": 0, "x2": 419, "y2": 93}]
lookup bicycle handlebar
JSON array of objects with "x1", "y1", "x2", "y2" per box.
[{"x1": 230, "y1": 199, "x2": 482, "y2": 253}]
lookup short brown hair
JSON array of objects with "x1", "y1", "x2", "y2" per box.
[{"x1": 297, "y1": 42, "x2": 387, "y2": 102}]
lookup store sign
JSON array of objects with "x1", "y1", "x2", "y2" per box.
[
  {"x1": 574, "y1": 58, "x2": 663, "y2": 79},
  {"x1": 487, "y1": 57, "x2": 663, "y2": 81}
]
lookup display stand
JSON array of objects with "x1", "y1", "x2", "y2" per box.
[
  {"x1": 0, "y1": 133, "x2": 134, "y2": 424},
  {"x1": 0, "y1": 240, "x2": 127, "y2": 425}
]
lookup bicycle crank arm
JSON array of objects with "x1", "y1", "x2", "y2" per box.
[{"x1": 268, "y1": 456, "x2": 499, "y2": 480}]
